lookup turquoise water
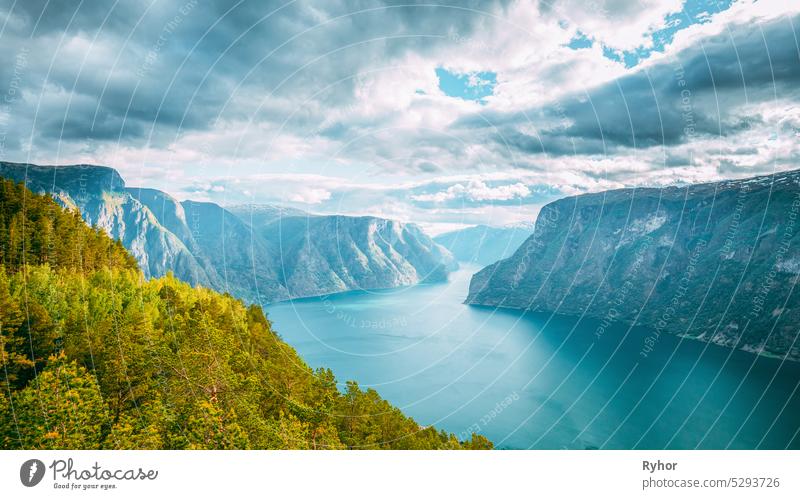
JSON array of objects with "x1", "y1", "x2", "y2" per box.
[{"x1": 266, "y1": 265, "x2": 800, "y2": 449}]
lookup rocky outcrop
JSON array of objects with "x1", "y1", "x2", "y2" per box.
[
  {"x1": 250, "y1": 214, "x2": 456, "y2": 299},
  {"x1": 466, "y1": 170, "x2": 800, "y2": 361}
]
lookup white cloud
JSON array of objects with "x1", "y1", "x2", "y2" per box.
[
  {"x1": 288, "y1": 187, "x2": 332, "y2": 204},
  {"x1": 642, "y1": 0, "x2": 800, "y2": 68},
  {"x1": 411, "y1": 180, "x2": 531, "y2": 203},
  {"x1": 550, "y1": 0, "x2": 684, "y2": 51}
]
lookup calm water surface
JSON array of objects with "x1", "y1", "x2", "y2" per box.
[{"x1": 266, "y1": 265, "x2": 800, "y2": 449}]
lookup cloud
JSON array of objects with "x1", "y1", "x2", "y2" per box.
[
  {"x1": 0, "y1": 1, "x2": 513, "y2": 152},
  {"x1": 288, "y1": 187, "x2": 332, "y2": 204},
  {"x1": 1, "y1": 0, "x2": 799, "y2": 228},
  {"x1": 543, "y1": 0, "x2": 685, "y2": 52},
  {"x1": 411, "y1": 180, "x2": 530, "y2": 203},
  {"x1": 455, "y1": 6, "x2": 800, "y2": 169}
]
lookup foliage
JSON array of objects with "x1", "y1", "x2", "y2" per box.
[
  {"x1": 0, "y1": 178, "x2": 137, "y2": 273},
  {"x1": 0, "y1": 355, "x2": 108, "y2": 449},
  {"x1": 0, "y1": 179, "x2": 491, "y2": 450}
]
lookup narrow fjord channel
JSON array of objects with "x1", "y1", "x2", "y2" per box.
[{"x1": 266, "y1": 265, "x2": 800, "y2": 449}]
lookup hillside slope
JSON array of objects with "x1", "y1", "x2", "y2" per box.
[
  {"x1": 0, "y1": 162, "x2": 454, "y2": 303},
  {"x1": 254, "y1": 214, "x2": 456, "y2": 298},
  {"x1": 0, "y1": 177, "x2": 490, "y2": 449},
  {"x1": 467, "y1": 170, "x2": 800, "y2": 361},
  {"x1": 0, "y1": 162, "x2": 215, "y2": 286}
]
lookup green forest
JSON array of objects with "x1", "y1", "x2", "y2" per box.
[{"x1": 0, "y1": 178, "x2": 492, "y2": 450}]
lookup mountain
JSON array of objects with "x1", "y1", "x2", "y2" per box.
[
  {"x1": 0, "y1": 162, "x2": 215, "y2": 286},
  {"x1": 127, "y1": 190, "x2": 291, "y2": 303},
  {"x1": 434, "y1": 223, "x2": 534, "y2": 265},
  {"x1": 0, "y1": 176, "x2": 492, "y2": 450},
  {"x1": 0, "y1": 161, "x2": 453, "y2": 303},
  {"x1": 227, "y1": 203, "x2": 308, "y2": 227},
  {"x1": 242, "y1": 212, "x2": 457, "y2": 299},
  {"x1": 466, "y1": 170, "x2": 800, "y2": 361}
]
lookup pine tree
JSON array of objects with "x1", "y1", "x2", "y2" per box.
[
  {"x1": 0, "y1": 178, "x2": 492, "y2": 450},
  {"x1": 1, "y1": 357, "x2": 109, "y2": 449}
]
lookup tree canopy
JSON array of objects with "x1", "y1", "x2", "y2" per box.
[{"x1": 0, "y1": 178, "x2": 492, "y2": 450}]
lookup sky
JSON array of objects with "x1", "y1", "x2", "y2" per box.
[{"x1": 0, "y1": 0, "x2": 798, "y2": 233}]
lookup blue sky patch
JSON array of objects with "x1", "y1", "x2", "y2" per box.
[
  {"x1": 576, "y1": 0, "x2": 736, "y2": 68},
  {"x1": 436, "y1": 67, "x2": 497, "y2": 103},
  {"x1": 567, "y1": 31, "x2": 593, "y2": 49}
]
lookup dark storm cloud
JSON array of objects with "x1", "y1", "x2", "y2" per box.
[
  {"x1": 460, "y1": 13, "x2": 800, "y2": 157},
  {"x1": 0, "y1": 0, "x2": 510, "y2": 154},
  {"x1": 663, "y1": 150, "x2": 690, "y2": 167},
  {"x1": 6, "y1": 0, "x2": 143, "y2": 35}
]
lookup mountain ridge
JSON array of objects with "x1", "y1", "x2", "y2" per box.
[
  {"x1": 0, "y1": 161, "x2": 454, "y2": 303},
  {"x1": 466, "y1": 169, "x2": 800, "y2": 361}
]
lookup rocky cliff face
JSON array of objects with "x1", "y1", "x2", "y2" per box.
[
  {"x1": 0, "y1": 162, "x2": 213, "y2": 285},
  {"x1": 0, "y1": 161, "x2": 453, "y2": 303},
  {"x1": 435, "y1": 224, "x2": 534, "y2": 265},
  {"x1": 466, "y1": 170, "x2": 800, "y2": 361},
  {"x1": 248, "y1": 213, "x2": 456, "y2": 299},
  {"x1": 179, "y1": 200, "x2": 292, "y2": 302}
]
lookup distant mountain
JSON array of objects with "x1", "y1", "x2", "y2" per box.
[
  {"x1": 243, "y1": 211, "x2": 456, "y2": 299},
  {"x1": 0, "y1": 161, "x2": 453, "y2": 303},
  {"x1": 127, "y1": 189, "x2": 291, "y2": 303},
  {"x1": 227, "y1": 203, "x2": 308, "y2": 227},
  {"x1": 434, "y1": 223, "x2": 534, "y2": 265},
  {"x1": 467, "y1": 170, "x2": 800, "y2": 361}
]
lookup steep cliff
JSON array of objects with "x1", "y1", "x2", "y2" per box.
[
  {"x1": 0, "y1": 161, "x2": 453, "y2": 303},
  {"x1": 0, "y1": 162, "x2": 213, "y2": 286},
  {"x1": 466, "y1": 170, "x2": 800, "y2": 361},
  {"x1": 250, "y1": 213, "x2": 456, "y2": 298}
]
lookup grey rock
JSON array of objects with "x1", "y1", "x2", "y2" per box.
[
  {"x1": 1, "y1": 161, "x2": 454, "y2": 304},
  {"x1": 251, "y1": 213, "x2": 456, "y2": 299},
  {"x1": 466, "y1": 170, "x2": 800, "y2": 361}
]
